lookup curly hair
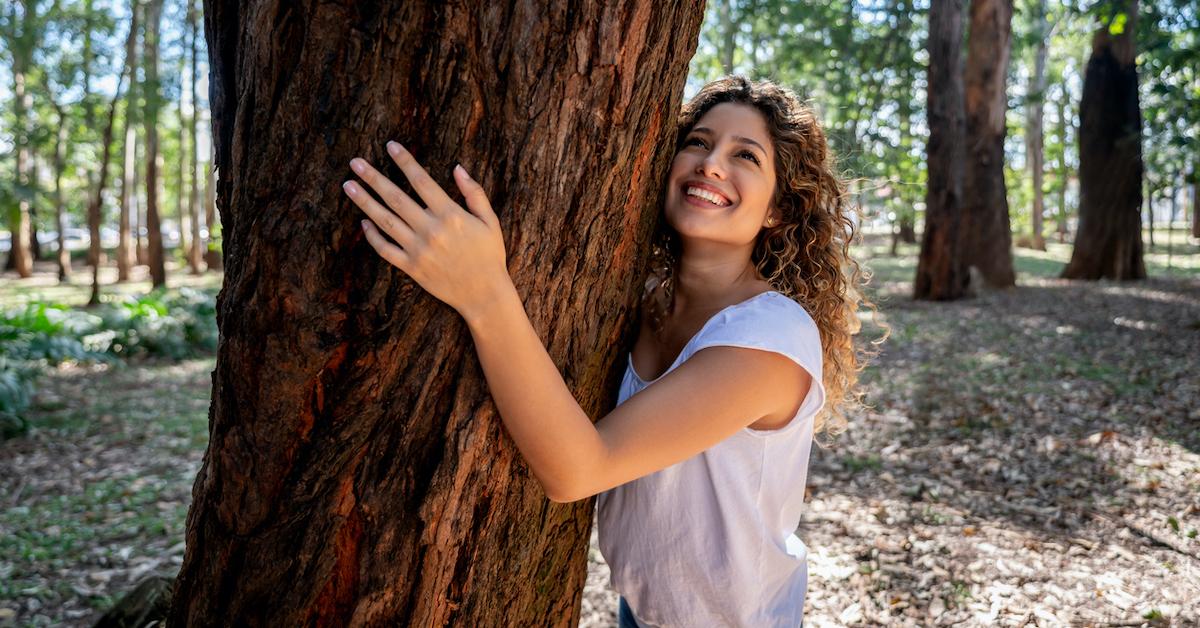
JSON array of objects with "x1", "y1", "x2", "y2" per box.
[{"x1": 642, "y1": 75, "x2": 887, "y2": 441}]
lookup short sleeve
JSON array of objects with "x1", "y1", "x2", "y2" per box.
[{"x1": 686, "y1": 293, "x2": 827, "y2": 435}]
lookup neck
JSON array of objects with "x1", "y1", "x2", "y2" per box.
[{"x1": 673, "y1": 239, "x2": 762, "y2": 312}]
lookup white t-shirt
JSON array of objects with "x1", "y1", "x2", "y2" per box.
[{"x1": 596, "y1": 290, "x2": 826, "y2": 628}]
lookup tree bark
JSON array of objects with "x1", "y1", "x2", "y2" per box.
[
  {"x1": 1191, "y1": 162, "x2": 1199, "y2": 239},
  {"x1": 1026, "y1": 0, "x2": 1048, "y2": 251},
  {"x1": 142, "y1": 0, "x2": 167, "y2": 288},
  {"x1": 7, "y1": 8, "x2": 33, "y2": 278},
  {"x1": 1056, "y1": 90, "x2": 1069, "y2": 244},
  {"x1": 168, "y1": 3, "x2": 703, "y2": 625},
  {"x1": 119, "y1": 109, "x2": 138, "y2": 281},
  {"x1": 1062, "y1": 0, "x2": 1146, "y2": 280},
  {"x1": 915, "y1": 0, "x2": 970, "y2": 300},
  {"x1": 962, "y1": 0, "x2": 1015, "y2": 287}
]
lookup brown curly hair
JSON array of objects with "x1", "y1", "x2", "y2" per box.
[{"x1": 642, "y1": 75, "x2": 887, "y2": 440}]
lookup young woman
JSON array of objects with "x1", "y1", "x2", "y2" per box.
[{"x1": 342, "y1": 76, "x2": 877, "y2": 627}]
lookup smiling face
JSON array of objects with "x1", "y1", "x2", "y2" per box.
[{"x1": 664, "y1": 102, "x2": 778, "y2": 248}]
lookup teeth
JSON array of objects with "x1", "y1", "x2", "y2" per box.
[{"x1": 686, "y1": 186, "x2": 728, "y2": 206}]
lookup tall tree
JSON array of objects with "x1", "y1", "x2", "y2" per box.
[
  {"x1": 167, "y1": 2, "x2": 704, "y2": 625},
  {"x1": 3, "y1": 0, "x2": 48, "y2": 278},
  {"x1": 141, "y1": 0, "x2": 166, "y2": 287},
  {"x1": 117, "y1": 8, "x2": 141, "y2": 284},
  {"x1": 1062, "y1": 0, "x2": 1146, "y2": 280},
  {"x1": 915, "y1": 0, "x2": 970, "y2": 300},
  {"x1": 1025, "y1": 0, "x2": 1050, "y2": 251},
  {"x1": 186, "y1": 0, "x2": 203, "y2": 273},
  {"x1": 50, "y1": 100, "x2": 71, "y2": 281},
  {"x1": 962, "y1": 0, "x2": 1015, "y2": 288},
  {"x1": 86, "y1": 0, "x2": 140, "y2": 306}
]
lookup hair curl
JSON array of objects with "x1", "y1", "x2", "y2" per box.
[{"x1": 643, "y1": 75, "x2": 887, "y2": 441}]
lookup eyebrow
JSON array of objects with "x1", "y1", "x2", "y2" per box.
[{"x1": 690, "y1": 127, "x2": 768, "y2": 154}]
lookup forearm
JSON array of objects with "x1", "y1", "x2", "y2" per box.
[{"x1": 462, "y1": 283, "x2": 604, "y2": 502}]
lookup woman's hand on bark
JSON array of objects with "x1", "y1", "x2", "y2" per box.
[{"x1": 344, "y1": 141, "x2": 510, "y2": 322}]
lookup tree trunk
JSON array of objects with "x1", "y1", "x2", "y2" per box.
[
  {"x1": 168, "y1": 3, "x2": 704, "y2": 625},
  {"x1": 1191, "y1": 162, "x2": 1199, "y2": 239},
  {"x1": 143, "y1": 0, "x2": 167, "y2": 288},
  {"x1": 718, "y1": 0, "x2": 735, "y2": 75},
  {"x1": 1056, "y1": 92, "x2": 1069, "y2": 244},
  {"x1": 53, "y1": 104, "x2": 72, "y2": 281},
  {"x1": 1026, "y1": 0, "x2": 1048, "y2": 251},
  {"x1": 87, "y1": 0, "x2": 140, "y2": 307},
  {"x1": 962, "y1": 0, "x2": 1015, "y2": 288},
  {"x1": 188, "y1": 0, "x2": 204, "y2": 274},
  {"x1": 203, "y1": 142, "x2": 221, "y2": 270},
  {"x1": 8, "y1": 37, "x2": 33, "y2": 277},
  {"x1": 1062, "y1": 0, "x2": 1146, "y2": 280},
  {"x1": 1145, "y1": 175, "x2": 1154, "y2": 247},
  {"x1": 178, "y1": 62, "x2": 192, "y2": 271},
  {"x1": 119, "y1": 113, "x2": 138, "y2": 281},
  {"x1": 915, "y1": 0, "x2": 970, "y2": 300}
]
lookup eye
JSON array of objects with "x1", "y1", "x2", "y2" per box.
[
  {"x1": 738, "y1": 150, "x2": 761, "y2": 165},
  {"x1": 684, "y1": 137, "x2": 707, "y2": 148}
]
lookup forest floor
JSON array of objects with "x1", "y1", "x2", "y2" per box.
[{"x1": 1, "y1": 232, "x2": 1198, "y2": 626}]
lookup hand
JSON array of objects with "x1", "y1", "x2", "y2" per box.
[{"x1": 343, "y1": 141, "x2": 511, "y2": 321}]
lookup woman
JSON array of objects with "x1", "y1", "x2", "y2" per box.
[{"x1": 342, "y1": 75, "x2": 878, "y2": 627}]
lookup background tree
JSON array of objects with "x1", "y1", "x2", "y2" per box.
[
  {"x1": 1062, "y1": 0, "x2": 1146, "y2": 280},
  {"x1": 167, "y1": 2, "x2": 704, "y2": 625},
  {"x1": 140, "y1": 0, "x2": 165, "y2": 287},
  {"x1": 915, "y1": 0, "x2": 971, "y2": 300},
  {"x1": 963, "y1": 0, "x2": 1016, "y2": 288}
]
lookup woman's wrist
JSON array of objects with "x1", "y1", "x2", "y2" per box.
[{"x1": 460, "y1": 278, "x2": 521, "y2": 334}]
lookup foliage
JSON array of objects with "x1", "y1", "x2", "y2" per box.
[{"x1": 0, "y1": 286, "x2": 217, "y2": 440}]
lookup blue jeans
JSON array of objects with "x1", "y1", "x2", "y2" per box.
[{"x1": 618, "y1": 596, "x2": 640, "y2": 628}]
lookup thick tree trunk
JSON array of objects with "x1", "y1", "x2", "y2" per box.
[
  {"x1": 168, "y1": 3, "x2": 703, "y2": 625},
  {"x1": 1062, "y1": 0, "x2": 1146, "y2": 280},
  {"x1": 915, "y1": 0, "x2": 970, "y2": 300},
  {"x1": 962, "y1": 0, "x2": 1015, "y2": 287},
  {"x1": 1026, "y1": 0, "x2": 1048, "y2": 251},
  {"x1": 143, "y1": 0, "x2": 167, "y2": 288}
]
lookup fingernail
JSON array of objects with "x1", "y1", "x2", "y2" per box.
[
  {"x1": 343, "y1": 181, "x2": 357, "y2": 195},
  {"x1": 350, "y1": 158, "x2": 365, "y2": 174},
  {"x1": 454, "y1": 164, "x2": 465, "y2": 177},
  {"x1": 361, "y1": 220, "x2": 369, "y2": 231},
  {"x1": 387, "y1": 141, "x2": 401, "y2": 156}
]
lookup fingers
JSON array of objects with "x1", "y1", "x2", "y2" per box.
[
  {"x1": 349, "y1": 157, "x2": 433, "y2": 234},
  {"x1": 343, "y1": 180, "x2": 419, "y2": 250},
  {"x1": 453, "y1": 164, "x2": 500, "y2": 229},
  {"x1": 360, "y1": 219, "x2": 412, "y2": 271},
  {"x1": 386, "y1": 141, "x2": 455, "y2": 216}
]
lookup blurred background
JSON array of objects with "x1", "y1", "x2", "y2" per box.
[{"x1": 1, "y1": 0, "x2": 1197, "y2": 626}]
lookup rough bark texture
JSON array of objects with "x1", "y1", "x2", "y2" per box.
[
  {"x1": 962, "y1": 0, "x2": 1015, "y2": 288},
  {"x1": 1062, "y1": 0, "x2": 1146, "y2": 280},
  {"x1": 915, "y1": 0, "x2": 970, "y2": 300},
  {"x1": 143, "y1": 0, "x2": 167, "y2": 288},
  {"x1": 168, "y1": 2, "x2": 703, "y2": 626}
]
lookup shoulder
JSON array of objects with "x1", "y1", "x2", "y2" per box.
[{"x1": 695, "y1": 293, "x2": 822, "y2": 365}]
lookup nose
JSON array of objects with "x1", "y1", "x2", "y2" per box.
[{"x1": 695, "y1": 150, "x2": 727, "y2": 180}]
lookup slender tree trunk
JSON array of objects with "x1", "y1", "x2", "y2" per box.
[
  {"x1": 1026, "y1": 0, "x2": 1048, "y2": 251},
  {"x1": 119, "y1": 114, "x2": 138, "y2": 281},
  {"x1": 87, "y1": 0, "x2": 140, "y2": 307},
  {"x1": 1146, "y1": 175, "x2": 1154, "y2": 247},
  {"x1": 168, "y1": 3, "x2": 703, "y2": 625},
  {"x1": 142, "y1": 0, "x2": 167, "y2": 288},
  {"x1": 188, "y1": 0, "x2": 204, "y2": 274},
  {"x1": 178, "y1": 63, "x2": 191, "y2": 270},
  {"x1": 8, "y1": 45, "x2": 33, "y2": 277},
  {"x1": 1191, "y1": 162, "x2": 1199, "y2": 239},
  {"x1": 718, "y1": 0, "x2": 735, "y2": 75},
  {"x1": 962, "y1": 0, "x2": 1015, "y2": 288},
  {"x1": 1062, "y1": 0, "x2": 1146, "y2": 280},
  {"x1": 29, "y1": 155, "x2": 42, "y2": 262},
  {"x1": 1057, "y1": 91, "x2": 1069, "y2": 244},
  {"x1": 53, "y1": 104, "x2": 72, "y2": 281},
  {"x1": 915, "y1": 0, "x2": 970, "y2": 300}
]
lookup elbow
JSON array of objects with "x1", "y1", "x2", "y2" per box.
[{"x1": 544, "y1": 482, "x2": 589, "y2": 504}]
